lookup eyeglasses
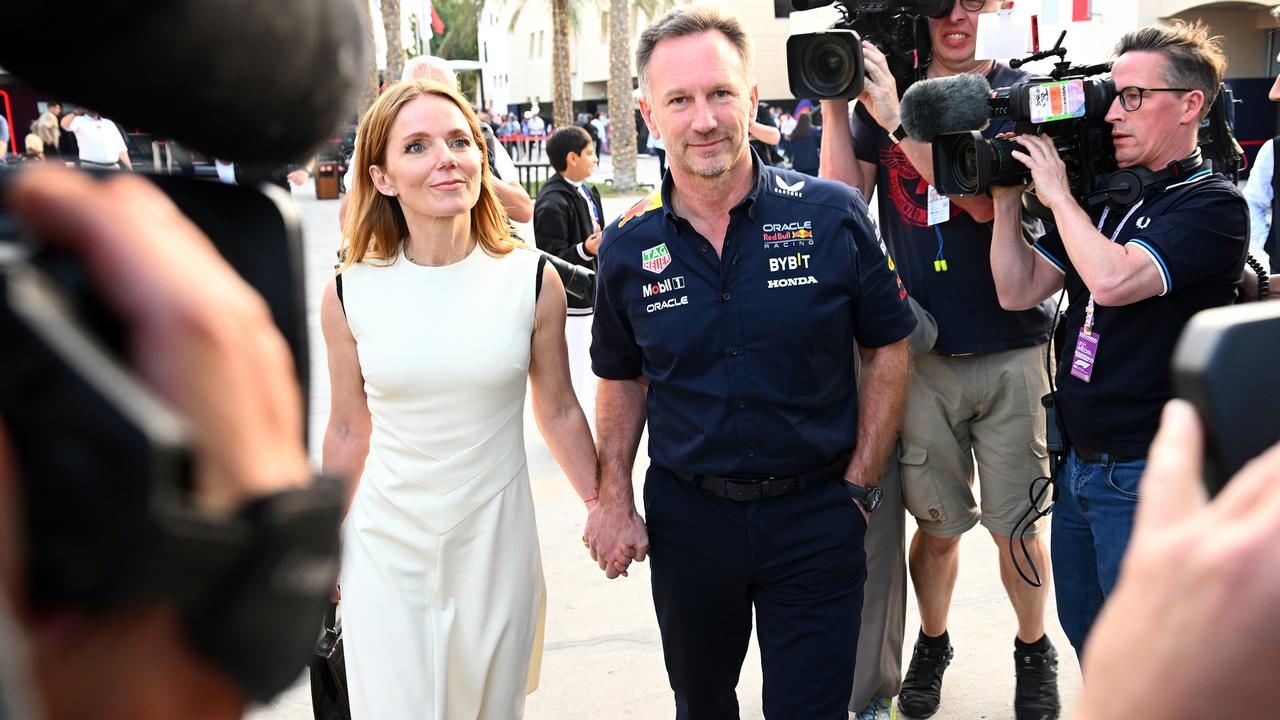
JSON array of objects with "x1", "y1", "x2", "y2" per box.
[
  {"x1": 959, "y1": 0, "x2": 988, "y2": 11},
  {"x1": 1116, "y1": 85, "x2": 1192, "y2": 111}
]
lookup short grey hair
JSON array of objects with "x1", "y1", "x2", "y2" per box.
[
  {"x1": 636, "y1": 6, "x2": 753, "y2": 101},
  {"x1": 402, "y1": 55, "x2": 457, "y2": 86}
]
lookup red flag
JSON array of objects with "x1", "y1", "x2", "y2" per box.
[
  {"x1": 1072, "y1": 0, "x2": 1091, "y2": 22},
  {"x1": 430, "y1": 4, "x2": 446, "y2": 35}
]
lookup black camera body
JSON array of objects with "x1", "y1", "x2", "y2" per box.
[
  {"x1": 787, "y1": 0, "x2": 954, "y2": 99},
  {"x1": 932, "y1": 70, "x2": 1118, "y2": 201},
  {"x1": 930, "y1": 36, "x2": 1244, "y2": 206}
]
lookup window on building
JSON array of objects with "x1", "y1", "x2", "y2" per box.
[{"x1": 529, "y1": 33, "x2": 536, "y2": 57}]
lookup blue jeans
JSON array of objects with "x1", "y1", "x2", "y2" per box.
[{"x1": 1051, "y1": 449, "x2": 1144, "y2": 660}]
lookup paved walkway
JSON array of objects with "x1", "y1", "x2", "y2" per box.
[{"x1": 247, "y1": 157, "x2": 1081, "y2": 720}]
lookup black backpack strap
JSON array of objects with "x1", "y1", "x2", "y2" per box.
[
  {"x1": 535, "y1": 255, "x2": 548, "y2": 301},
  {"x1": 1270, "y1": 137, "x2": 1280, "y2": 273}
]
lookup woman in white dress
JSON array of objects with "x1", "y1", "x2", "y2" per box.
[{"x1": 320, "y1": 79, "x2": 600, "y2": 720}]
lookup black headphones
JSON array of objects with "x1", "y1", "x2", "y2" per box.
[{"x1": 1097, "y1": 148, "x2": 1207, "y2": 206}]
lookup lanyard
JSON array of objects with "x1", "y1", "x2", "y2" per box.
[
  {"x1": 1082, "y1": 200, "x2": 1144, "y2": 335},
  {"x1": 577, "y1": 183, "x2": 602, "y2": 233}
]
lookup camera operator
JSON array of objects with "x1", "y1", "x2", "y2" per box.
[
  {"x1": 0, "y1": 166, "x2": 316, "y2": 720},
  {"x1": 820, "y1": 2, "x2": 1059, "y2": 718},
  {"x1": 988, "y1": 21, "x2": 1248, "y2": 661}
]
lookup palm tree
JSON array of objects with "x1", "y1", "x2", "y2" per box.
[
  {"x1": 607, "y1": 1, "x2": 668, "y2": 192},
  {"x1": 606, "y1": 0, "x2": 638, "y2": 191},
  {"x1": 550, "y1": 0, "x2": 575, "y2": 129},
  {"x1": 382, "y1": 0, "x2": 405, "y2": 84},
  {"x1": 358, "y1": 0, "x2": 380, "y2": 113}
]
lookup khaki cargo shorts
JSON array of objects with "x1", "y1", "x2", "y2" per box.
[{"x1": 899, "y1": 344, "x2": 1051, "y2": 538}]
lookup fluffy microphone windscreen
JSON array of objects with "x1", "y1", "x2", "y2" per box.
[
  {"x1": 0, "y1": 0, "x2": 370, "y2": 164},
  {"x1": 899, "y1": 74, "x2": 994, "y2": 143}
]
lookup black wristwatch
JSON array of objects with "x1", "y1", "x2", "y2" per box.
[
  {"x1": 888, "y1": 124, "x2": 909, "y2": 145},
  {"x1": 843, "y1": 481, "x2": 883, "y2": 513}
]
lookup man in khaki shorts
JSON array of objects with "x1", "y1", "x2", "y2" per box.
[{"x1": 821, "y1": 1, "x2": 1059, "y2": 718}]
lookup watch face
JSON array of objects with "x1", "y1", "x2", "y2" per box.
[{"x1": 866, "y1": 486, "x2": 883, "y2": 512}]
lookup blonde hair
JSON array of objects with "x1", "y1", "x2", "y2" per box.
[{"x1": 339, "y1": 79, "x2": 513, "y2": 272}]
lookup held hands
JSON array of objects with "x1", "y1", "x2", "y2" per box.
[
  {"x1": 858, "y1": 42, "x2": 902, "y2": 134},
  {"x1": 583, "y1": 499, "x2": 649, "y2": 579}
]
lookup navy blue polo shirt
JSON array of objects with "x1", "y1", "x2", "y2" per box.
[
  {"x1": 852, "y1": 63, "x2": 1054, "y2": 355},
  {"x1": 591, "y1": 155, "x2": 917, "y2": 476},
  {"x1": 1033, "y1": 168, "x2": 1247, "y2": 457}
]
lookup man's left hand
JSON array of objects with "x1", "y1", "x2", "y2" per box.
[
  {"x1": 286, "y1": 170, "x2": 309, "y2": 186},
  {"x1": 858, "y1": 42, "x2": 902, "y2": 134},
  {"x1": 1009, "y1": 135, "x2": 1072, "y2": 212}
]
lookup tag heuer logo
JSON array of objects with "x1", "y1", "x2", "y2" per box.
[
  {"x1": 642, "y1": 243, "x2": 673, "y2": 274},
  {"x1": 774, "y1": 176, "x2": 805, "y2": 197}
]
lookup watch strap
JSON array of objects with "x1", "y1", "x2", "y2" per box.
[
  {"x1": 187, "y1": 476, "x2": 345, "y2": 701},
  {"x1": 889, "y1": 125, "x2": 908, "y2": 145}
]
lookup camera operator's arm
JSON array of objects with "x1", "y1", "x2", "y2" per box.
[
  {"x1": 491, "y1": 141, "x2": 534, "y2": 223},
  {"x1": 989, "y1": 184, "x2": 1063, "y2": 309},
  {"x1": 749, "y1": 118, "x2": 781, "y2": 146},
  {"x1": 818, "y1": 99, "x2": 875, "y2": 200},
  {"x1": 856, "y1": 43, "x2": 993, "y2": 223},
  {"x1": 1011, "y1": 135, "x2": 1163, "y2": 306},
  {"x1": 320, "y1": 279, "x2": 371, "y2": 514}
]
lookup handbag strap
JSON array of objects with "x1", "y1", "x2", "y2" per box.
[{"x1": 324, "y1": 600, "x2": 339, "y2": 632}]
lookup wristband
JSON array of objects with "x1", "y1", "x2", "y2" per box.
[{"x1": 888, "y1": 125, "x2": 908, "y2": 145}]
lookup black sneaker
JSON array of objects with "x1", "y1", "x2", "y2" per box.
[
  {"x1": 898, "y1": 635, "x2": 953, "y2": 718},
  {"x1": 1014, "y1": 639, "x2": 1061, "y2": 719}
]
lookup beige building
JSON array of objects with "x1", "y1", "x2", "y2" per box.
[{"x1": 476, "y1": 0, "x2": 1280, "y2": 112}]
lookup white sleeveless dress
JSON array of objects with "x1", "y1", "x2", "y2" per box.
[{"x1": 339, "y1": 244, "x2": 546, "y2": 720}]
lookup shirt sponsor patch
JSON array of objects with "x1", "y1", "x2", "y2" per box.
[
  {"x1": 762, "y1": 220, "x2": 817, "y2": 248},
  {"x1": 767, "y1": 275, "x2": 818, "y2": 289},
  {"x1": 646, "y1": 295, "x2": 689, "y2": 313},
  {"x1": 641, "y1": 275, "x2": 686, "y2": 298},
  {"x1": 768, "y1": 253, "x2": 811, "y2": 273},
  {"x1": 641, "y1": 243, "x2": 673, "y2": 274},
  {"x1": 773, "y1": 175, "x2": 805, "y2": 198},
  {"x1": 617, "y1": 191, "x2": 663, "y2": 228}
]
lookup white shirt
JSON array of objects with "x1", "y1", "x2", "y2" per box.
[
  {"x1": 1243, "y1": 138, "x2": 1274, "y2": 269},
  {"x1": 68, "y1": 115, "x2": 128, "y2": 164},
  {"x1": 215, "y1": 160, "x2": 238, "y2": 185}
]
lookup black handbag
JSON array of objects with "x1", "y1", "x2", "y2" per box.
[{"x1": 309, "y1": 602, "x2": 351, "y2": 720}]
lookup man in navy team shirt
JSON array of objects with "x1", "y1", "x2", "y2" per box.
[
  {"x1": 989, "y1": 21, "x2": 1248, "y2": 662},
  {"x1": 584, "y1": 6, "x2": 915, "y2": 718}
]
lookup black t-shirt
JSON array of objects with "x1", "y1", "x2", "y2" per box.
[
  {"x1": 1032, "y1": 169, "x2": 1248, "y2": 457},
  {"x1": 852, "y1": 63, "x2": 1053, "y2": 355}
]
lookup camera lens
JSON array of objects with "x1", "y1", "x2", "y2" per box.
[
  {"x1": 803, "y1": 37, "x2": 858, "y2": 97},
  {"x1": 933, "y1": 132, "x2": 981, "y2": 196}
]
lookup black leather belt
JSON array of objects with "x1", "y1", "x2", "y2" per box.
[
  {"x1": 1074, "y1": 446, "x2": 1144, "y2": 464},
  {"x1": 668, "y1": 452, "x2": 851, "y2": 502}
]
